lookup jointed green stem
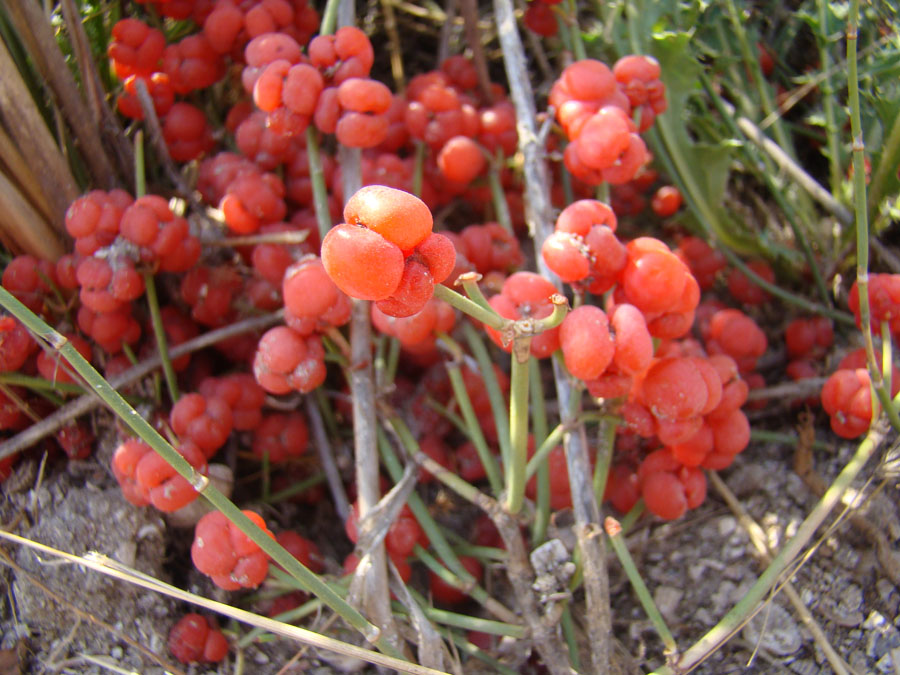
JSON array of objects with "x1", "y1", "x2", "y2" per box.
[
  {"x1": 488, "y1": 153, "x2": 513, "y2": 235},
  {"x1": 143, "y1": 271, "x2": 179, "y2": 404},
  {"x1": 846, "y1": 0, "x2": 900, "y2": 432},
  {"x1": 305, "y1": 127, "x2": 332, "y2": 242},
  {"x1": 504, "y1": 340, "x2": 531, "y2": 514},
  {"x1": 561, "y1": 603, "x2": 581, "y2": 669},
  {"x1": 606, "y1": 517, "x2": 677, "y2": 653},
  {"x1": 529, "y1": 358, "x2": 551, "y2": 545},
  {"x1": 412, "y1": 140, "x2": 426, "y2": 198},
  {"x1": 433, "y1": 283, "x2": 508, "y2": 331},
  {"x1": 462, "y1": 322, "x2": 512, "y2": 466},
  {"x1": 379, "y1": 424, "x2": 514, "y2": 622},
  {"x1": 816, "y1": 0, "x2": 843, "y2": 196},
  {"x1": 524, "y1": 421, "x2": 565, "y2": 481},
  {"x1": 440, "y1": 351, "x2": 503, "y2": 496}
]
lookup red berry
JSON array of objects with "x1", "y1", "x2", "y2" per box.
[{"x1": 559, "y1": 305, "x2": 614, "y2": 380}]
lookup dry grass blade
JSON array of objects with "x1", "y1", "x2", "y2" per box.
[
  {"x1": 58, "y1": 0, "x2": 134, "y2": 187},
  {"x1": 5, "y1": 0, "x2": 118, "y2": 190},
  {"x1": 0, "y1": 123, "x2": 54, "y2": 224},
  {"x1": 0, "y1": 530, "x2": 451, "y2": 675},
  {"x1": 0, "y1": 36, "x2": 79, "y2": 231},
  {"x1": 0, "y1": 167, "x2": 66, "y2": 260}
]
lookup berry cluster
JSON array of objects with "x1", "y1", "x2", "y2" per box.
[{"x1": 321, "y1": 185, "x2": 455, "y2": 316}]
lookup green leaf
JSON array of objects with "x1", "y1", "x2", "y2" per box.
[{"x1": 648, "y1": 30, "x2": 763, "y2": 254}]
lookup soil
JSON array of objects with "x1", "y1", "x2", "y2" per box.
[{"x1": 2, "y1": 414, "x2": 899, "y2": 674}]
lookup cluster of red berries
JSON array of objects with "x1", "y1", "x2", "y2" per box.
[
  {"x1": 551, "y1": 57, "x2": 664, "y2": 185},
  {"x1": 321, "y1": 186, "x2": 456, "y2": 316}
]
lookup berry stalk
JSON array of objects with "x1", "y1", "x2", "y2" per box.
[{"x1": 846, "y1": 0, "x2": 900, "y2": 432}]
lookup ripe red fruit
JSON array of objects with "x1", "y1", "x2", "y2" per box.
[
  {"x1": 437, "y1": 136, "x2": 486, "y2": 184},
  {"x1": 559, "y1": 305, "x2": 614, "y2": 380},
  {"x1": 170, "y1": 393, "x2": 234, "y2": 459},
  {"x1": 638, "y1": 448, "x2": 706, "y2": 520},
  {"x1": 848, "y1": 274, "x2": 900, "y2": 338},
  {"x1": 523, "y1": 1, "x2": 558, "y2": 37},
  {"x1": 169, "y1": 614, "x2": 229, "y2": 664},
  {"x1": 108, "y1": 18, "x2": 165, "y2": 79},
  {"x1": 485, "y1": 271, "x2": 562, "y2": 359},
  {"x1": 726, "y1": 260, "x2": 775, "y2": 306},
  {"x1": 275, "y1": 531, "x2": 324, "y2": 573},
  {"x1": 343, "y1": 185, "x2": 433, "y2": 252},
  {"x1": 704, "y1": 308, "x2": 768, "y2": 374},
  {"x1": 252, "y1": 412, "x2": 309, "y2": 462},
  {"x1": 650, "y1": 186, "x2": 682, "y2": 217},
  {"x1": 785, "y1": 317, "x2": 834, "y2": 358},
  {"x1": 162, "y1": 103, "x2": 215, "y2": 162},
  {"x1": 621, "y1": 238, "x2": 689, "y2": 315},
  {"x1": 821, "y1": 368, "x2": 874, "y2": 439},
  {"x1": 321, "y1": 223, "x2": 404, "y2": 301},
  {"x1": 198, "y1": 373, "x2": 266, "y2": 431},
  {"x1": 345, "y1": 502, "x2": 426, "y2": 559},
  {"x1": 610, "y1": 304, "x2": 653, "y2": 376},
  {"x1": 191, "y1": 509, "x2": 274, "y2": 590},
  {"x1": 640, "y1": 357, "x2": 711, "y2": 421},
  {"x1": 117, "y1": 73, "x2": 174, "y2": 120},
  {"x1": 253, "y1": 326, "x2": 327, "y2": 394}
]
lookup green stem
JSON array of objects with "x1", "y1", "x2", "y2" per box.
[
  {"x1": 458, "y1": 275, "x2": 496, "y2": 316},
  {"x1": 504, "y1": 341, "x2": 531, "y2": 514},
  {"x1": 462, "y1": 322, "x2": 512, "y2": 468},
  {"x1": 420, "y1": 604, "x2": 525, "y2": 638},
  {"x1": 847, "y1": 0, "x2": 900, "y2": 432},
  {"x1": 143, "y1": 271, "x2": 179, "y2": 404},
  {"x1": 0, "y1": 372, "x2": 85, "y2": 396},
  {"x1": 412, "y1": 140, "x2": 426, "y2": 198},
  {"x1": 264, "y1": 472, "x2": 325, "y2": 504},
  {"x1": 442, "y1": 353, "x2": 503, "y2": 496},
  {"x1": 619, "y1": 500, "x2": 645, "y2": 533},
  {"x1": 305, "y1": 127, "x2": 332, "y2": 243},
  {"x1": 488, "y1": 154, "x2": 513, "y2": 235},
  {"x1": 816, "y1": 0, "x2": 843, "y2": 196},
  {"x1": 433, "y1": 283, "x2": 507, "y2": 331},
  {"x1": 561, "y1": 602, "x2": 581, "y2": 669},
  {"x1": 606, "y1": 517, "x2": 677, "y2": 653},
  {"x1": 443, "y1": 629, "x2": 520, "y2": 675},
  {"x1": 722, "y1": 0, "x2": 798, "y2": 175},
  {"x1": 385, "y1": 337, "x2": 401, "y2": 388},
  {"x1": 318, "y1": 0, "x2": 340, "y2": 35},
  {"x1": 749, "y1": 429, "x2": 831, "y2": 452},
  {"x1": 379, "y1": 425, "x2": 494, "y2": 597},
  {"x1": 524, "y1": 422, "x2": 565, "y2": 481},
  {"x1": 591, "y1": 420, "x2": 616, "y2": 508},
  {"x1": 530, "y1": 358, "x2": 550, "y2": 545},
  {"x1": 0, "y1": 287, "x2": 397, "y2": 657},
  {"x1": 565, "y1": 0, "x2": 586, "y2": 61},
  {"x1": 261, "y1": 450, "x2": 271, "y2": 502},
  {"x1": 882, "y1": 322, "x2": 893, "y2": 402},
  {"x1": 654, "y1": 425, "x2": 889, "y2": 674}
]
